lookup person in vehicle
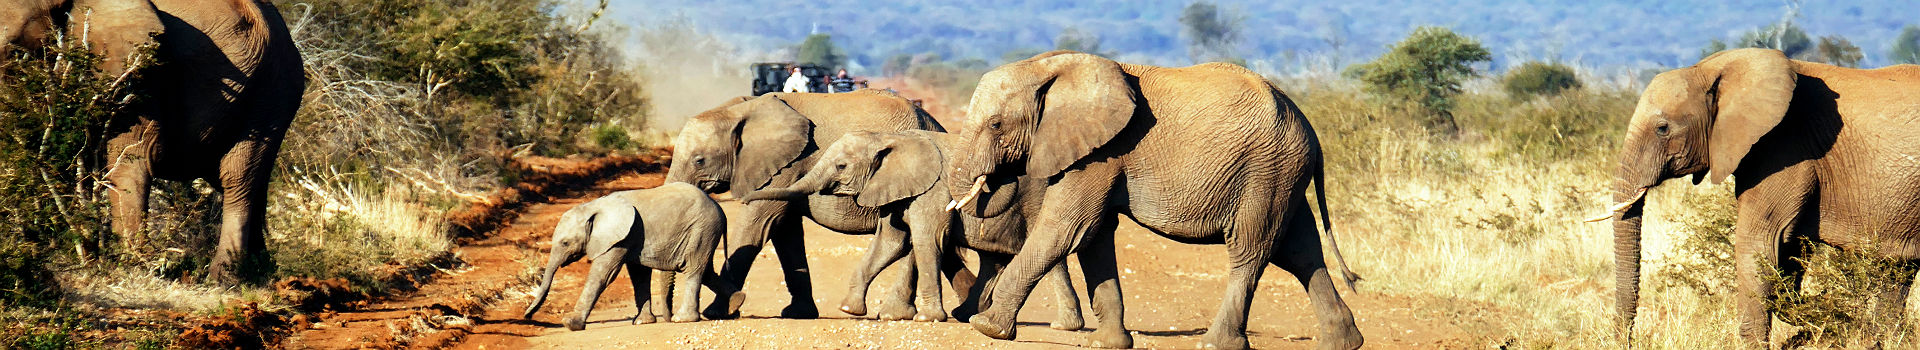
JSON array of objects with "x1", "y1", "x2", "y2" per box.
[{"x1": 783, "y1": 66, "x2": 811, "y2": 93}]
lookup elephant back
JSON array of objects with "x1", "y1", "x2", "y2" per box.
[{"x1": 630, "y1": 183, "x2": 720, "y2": 270}]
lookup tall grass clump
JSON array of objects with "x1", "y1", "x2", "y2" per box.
[
  {"x1": 248, "y1": 0, "x2": 648, "y2": 290},
  {"x1": 0, "y1": 30, "x2": 182, "y2": 346}
]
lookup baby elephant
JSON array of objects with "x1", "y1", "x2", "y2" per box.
[
  {"x1": 743, "y1": 130, "x2": 1084, "y2": 329},
  {"x1": 522, "y1": 182, "x2": 744, "y2": 331}
]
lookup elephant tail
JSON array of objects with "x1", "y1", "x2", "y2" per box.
[{"x1": 1312, "y1": 158, "x2": 1362, "y2": 292}]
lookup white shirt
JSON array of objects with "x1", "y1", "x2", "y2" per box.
[{"x1": 783, "y1": 72, "x2": 810, "y2": 93}]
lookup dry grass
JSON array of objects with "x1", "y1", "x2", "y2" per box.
[{"x1": 1292, "y1": 77, "x2": 1915, "y2": 349}]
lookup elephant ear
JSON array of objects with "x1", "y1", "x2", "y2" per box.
[
  {"x1": 583, "y1": 204, "x2": 639, "y2": 260},
  {"x1": 72, "y1": 0, "x2": 165, "y2": 74},
  {"x1": 858, "y1": 133, "x2": 942, "y2": 207},
  {"x1": 1029, "y1": 53, "x2": 1137, "y2": 178},
  {"x1": 731, "y1": 95, "x2": 814, "y2": 198},
  {"x1": 1699, "y1": 48, "x2": 1797, "y2": 184}
]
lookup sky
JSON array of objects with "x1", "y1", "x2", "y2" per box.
[{"x1": 599, "y1": 0, "x2": 1919, "y2": 73}]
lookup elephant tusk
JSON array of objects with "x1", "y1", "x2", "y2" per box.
[
  {"x1": 1584, "y1": 188, "x2": 1648, "y2": 222},
  {"x1": 947, "y1": 175, "x2": 989, "y2": 211}
]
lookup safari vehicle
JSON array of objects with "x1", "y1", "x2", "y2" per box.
[{"x1": 750, "y1": 62, "x2": 831, "y2": 95}]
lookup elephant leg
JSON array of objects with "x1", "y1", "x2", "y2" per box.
[
  {"x1": 566, "y1": 247, "x2": 628, "y2": 331},
  {"x1": 910, "y1": 215, "x2": 956, "y2": 322},
  {"x1": 1872, "y1": 261, "x2": 1919, "y2": 333},
  {"x1": 1076, "y1": 223, "x2": 1130, "y2": 349},
  {"x1": 104, "y1": 120, "x2": 158, "y2": 253},
  {"x1": 1272, "y1": 204, "x2": 1362, "y2": 350},
  {"x1": 626, "y1": 259, "x2": 655, "y2": 325},
  {"x1": 766, "y1": 212, "x2": 819, "y2": 319},
  {"x1": 704, "y1": 199, "x2": 790, "y2": 319},
  {"x1": 208, "y1": 139, "x2": 281, "y2": 284},
  {"x1": 1730, "y1": 169, "x2": 1812, "y2": 346},
  {"x1": 953, "y1": 251, "x2": 1008, "y2": 322},
  {"x1": 970, "y1": 168, "x2": 1116, "y2": 342},
  {"x1": 1044, "y1": 260, "x2": 1085, "y2": 331},
  {"x1": 649, "y1": 270, "x2": 674, "y2": 320},
  {"x1": 842, "y1": 214, "x2": 911, "y2": 317}
]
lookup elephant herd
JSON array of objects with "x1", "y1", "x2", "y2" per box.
[
  {"x1": 6, "y1": 2, "x2": 1919, "y2": 347},
  {"x1": 527, "y1": 48, "x2": 1920, "y2": 349}
]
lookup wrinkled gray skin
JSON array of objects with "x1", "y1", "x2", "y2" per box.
[
  {"x1": 741, "y1": 130, "x2": 1085, "y2": 330},
  {"x1": 665, "y1": 91, "x2": 947, "y2": 319},
  {"x1": 948, "y1": 51, "x2": 1361, "y2": 350},
  {"x1": 1598, "y1": 48, "x2": 1920, "y2": 346},
  {"x1": 2, "y1": 0, "x2": 305, "y2": 285},
  {"x1": 521, "y1": 183, "x2": 744, "y2": 331}
]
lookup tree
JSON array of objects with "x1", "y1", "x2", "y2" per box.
[
  {"x1": 1700, "y1": 39, "x2": 1730, "y2": 61},
  {"x1": 1893, "y1": 25, "x2": 1920, "y2": 65},
  {"x1": 1812, "y1": 36, "x2": 1863, "y2": 68},
  {"x1": 1054, "y1": 27, "x2": 1113, "y2": 57},
  {"x1": 1738, "y1": 22, "x2": 1812, "y2": 59},
  {"x1": 1502, "y1": 62, "x2": 1582, "y2": 99},
  {"x1": 1179, "y1": 1, "x2": 1240, "y2": 64},
  {"x1": 797, "y1": 33, "x2": 846, "y2": 69},
  {"x1": 1345, "y1": 26, "x2": 1491, "y2": 134}
]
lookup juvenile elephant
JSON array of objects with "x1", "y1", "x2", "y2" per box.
[
  {"x1": 741, "y1": 130, "x2": 1085, "y2": 329},
  {"x1": 522, "y1": 183, "x2": 744, "y2": 331},
  {"x1": 1592, "y1": 48, "x2": 1920, "y2": 345},
  {"x1": 2, "y1": 0, "x2": 305, "y2": 284},
  {"x1": 666, "y1": 90, "x2": 950, "y2": 319},
  {"x1": 947, "y1": 51, "x2": 1362, "y2": 349}
]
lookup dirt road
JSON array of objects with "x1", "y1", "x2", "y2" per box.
[{"x1": 288, "y1": 163, "x2": 1491, "y2": 349}]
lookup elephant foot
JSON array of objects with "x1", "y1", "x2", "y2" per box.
[
  {"x1": 875, "y1": 302, "x2": 915, "y2": 321},
  {"x1": 670, "y1": 313, "x2": 700, "y2": 323},
  {"x1": 969, "y1": 313, "x2": 1015, "y2": 340},
  {"x1": 781, "y1": 303, "x2": 819, "y2": 319},
  {"x1": 1201, "y1": 331, "x2": 1248, "y2": 350},
  {"x1": 1087, "y1": 327, "x2": 1134, "y2": 349},
  {"x1": 951, "y1": 303, "x2": 979, "y2": 322},
  {"x1": 702, "y1": 291, "x2": 748, "y2": 320},
  {"x1": 633, "y1": 311, "x2": 656, "y2": 325},
  {"x1": 1051, "y1": 312, "x2": 1085, "y2": 331},
  {"x1": 564, "y1": 315, "x2": 587, "y2": 331},
  {"x1": 913, "y1": 310, "x2": 947, "y2": 323},
  {"x1": 1321, "y1": 323, "x2": 1365, "y2": 350},
  {"x1": 839, "y1": 297, "x2": 868, "y2": 316}
]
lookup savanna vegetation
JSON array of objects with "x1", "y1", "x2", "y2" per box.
[{"x1": 0, "y1": 0, "x2": 647, "y2": 346}]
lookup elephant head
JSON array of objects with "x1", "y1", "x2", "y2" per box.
[
  {"x1": 740, "y1": 131, "x2": 943, "y2": 208},
  {"x1": 947, "y1": 51, "x2": 1135, "y2": 215},
  {"x1": 1, "y1": 0, "x2": 164, "y2": 74},
  {"x1": 524, "y1": 201, "x2": 638, "y2": 319},
  {"x1": 666, "y1": 95, "x2": 813, "y2": 199},
  {"x1": 1596, "y1": 48, "x2": 1796, "y2": 335}
]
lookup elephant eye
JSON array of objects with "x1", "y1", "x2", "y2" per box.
[
  {"x1": 693, "y1": 157, "x2": 706, "y2": 166},
  {"x1": 1655, "y1": 124, "x2": 1670, "y2": 137},
  {"x1": 989, "y1": 121, "x2": 1002, "y2": 130},
  {"x1": 836, "y1": 163, "x2": 847, "y2": 170}
]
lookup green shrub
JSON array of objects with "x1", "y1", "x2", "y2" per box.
[
  {"x1": 591, "y1": 124, "x2": 633, "y2": 151},
  {"x1": 1501, "y1": 62, "x2": 1582, "y2": 99},
  {"x1": 1345, "y1": 26, "x2": 1491, "y2": 134}
]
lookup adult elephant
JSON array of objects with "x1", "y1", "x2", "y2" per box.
[
  {"x1": 1592, "y1": 48, "x2": 1920, "y2": 345},
  {"x1": 666, "y1": 90, "x2": 947, "y2": 319},
  {"x1": 947, "y1": 51, "x2": 1361, "y2": 350},
  {"x1": 2, "y1": 0, "x2": 304, "y2": 284}
]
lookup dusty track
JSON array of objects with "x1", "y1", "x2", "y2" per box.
[{"x1": 286, "y1": 156, "x2": 1493, "y2": 349}]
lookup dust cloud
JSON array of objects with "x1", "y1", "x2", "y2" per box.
[{"x1": 631, "y1": 17, "x2": 754, "y2": 133}]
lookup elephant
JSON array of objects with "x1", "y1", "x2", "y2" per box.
[
  {"x1": 2, "y1": 0, "x2": 305, "y2": 284},
  {"x1": 945, "y1": 51, "x2": 1362, "y2": 350},
  {"x1": 521, "y1": 183, "x2": 746, "y2": 331},
  {"x1": 740, "y1": 130, "x2": 1085, "y2": 329},
  {"x1": 665, "y1": 90, "x2": 958, "y2": 319},
  {"x1": 1592, "y1": 48, "x2": 1920, "y2": 346}
]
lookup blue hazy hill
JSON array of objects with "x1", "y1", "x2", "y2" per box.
[{"x1": 607, "y1": 0, "x2": 1918, "y2": 71}]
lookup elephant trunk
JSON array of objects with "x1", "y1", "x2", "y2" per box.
[
  {"x1": 1610, "y1": 182, "x2": 1647, "y2": 338},
  {"x1": 743, "y1": 165, "x2": 834, "y2": 202},
  {"x1": 522, "y1": 249, "x2": 571, "y2": 319}
]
